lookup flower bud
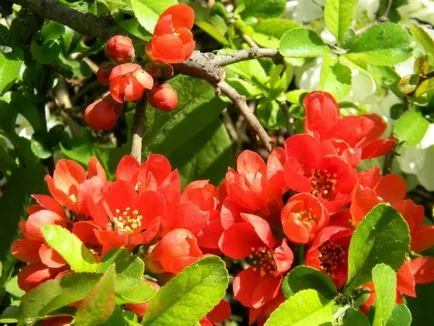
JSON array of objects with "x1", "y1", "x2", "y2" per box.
[
  {"x1": 105, "y1": 35, "x2": 135, "y2": 64},
  {"x1": 148, "y1": 83, "x2": 178, "y2": 112},
  {"x1": 84, "y1": 94, "x2": 122, "y2": 130},
  {"x1": 96, "y1": 62, "x2": 115, "y2": 86},
  {"x1": 109, "y1": 63, "x2": 154, "y2": 103},
  {"x1": 146, "y1": 229, "x2": 202, "y2": 274}
]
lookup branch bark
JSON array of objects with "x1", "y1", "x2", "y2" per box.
[
  {"x1": 12, "y1": 0, "x2": 277, "y2": 151},
  {"x1": 131, "y1": 101, "x2": 146, "y2": 162}
]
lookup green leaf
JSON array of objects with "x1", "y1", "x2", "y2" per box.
[
  {"x1": 18, "y1": 273, "x2": 102, "y2": 325},
  {"x1": 239, "y1": 0, "x2": 286, "y2": 18},
  {"x1": 42, "y1": 225, "x2": 99, "y2": 273},
  {"x1": 30, "y1": 40, "x2": 60, "y2": 65},
  {"x1": 75, "y1": 266, "x2": 116, "y2": 326},
  {"x1": 265, "y1": 289, "x2": 336, "y2": 326},
  {"x1": 0, "y1": 164, "x2": 46, "y2": 261},
  {"x1": 279, "y1": 28, "x2": 330, "y2": 58},
  {"x1": 143, "y1": 256, "x2": 229, "y2": 325},
  {"x1": 343, "y1": 308, "x2": 370, "y2": 326},
  {"x1": 40, "y1": 22, "x2": 65, "y2": 43},
  {"x1": 281, "y1": 266, "x2": 337, "y2": 300},
  {"x1": 251, "y1": 18, "x2": 300, "y2": 48},
  {"x1": 324, "y1": 0, "x2": 358, "y2": 44},
  {"x1": 386, "y1": 304, "x2": 412, "y2": 326},
  {"x1": 320, "y1": 60, "x2": 352, "y2": 100},
  {"x1": 257, "y1": 99, "x2": 286, "y2": 131},
  {"x1": 0, "y1": 52, "x2": 22, "y2": 94},
  {"x1": 372, "y1": 264, "x2": 396, "y2": 326},
  {"x1": 140, "y1": 75, "x2": 232, "y2": 186},
  {"x1": 0, "y1": 306, "x2": 19, "y2": 324},
  {"x1": 115, "y1": 276, "x2": 157, "y2": 304},
  {"x1": 98, "y1": 248, "x2": 145, "y2": 277},
  {"x1": 346, "y1": 23, "x2": 412, "y2": 66},
  {"x1": 129, "y1": 0, "x2": 177, "y2": 33},
  {"x1": 345, "y1": 204, "x2": 410, "y2": 293},
  {"x1": 394, "y1": 110, "x2": 430, "y2": 147},
  {"x1": 409, "y1": 24, "x2": 434, "y2": 59}
]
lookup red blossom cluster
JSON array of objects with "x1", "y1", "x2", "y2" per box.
[
  {"x1": 85, "y1": 4, "x2": 196, "y2": 130},
  {"x1": 11, "y1": 91, "x2": 434, "y2": 325}
]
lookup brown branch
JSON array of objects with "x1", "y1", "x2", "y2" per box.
[
  {"x1": 131, "y1": 101, "x2": 146, "y2": 162},
  {"x1": 217, "y1": 81, "x2": 273, "y2": 151},
  {"x1": 12, "y1": 0, "x2": 277, "y2": 151}
]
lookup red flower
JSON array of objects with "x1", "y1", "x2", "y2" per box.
[
  {"x1": 303, "y1": 91, "x2": 397, "y2": 163},
  {"x1": 219, "y1": 214, "x2": 293, "y2": 308},
  {"x1": 146, "y1": 228, "x2": 203, "y2": 274},
  {"x1": 177, "y1": 180, "x2": 223, "y2": 251},
  {"x1": 146, "y1": 4, "x2": 195, "y2": 64},
  {"x1": 46, "y1": 157, "x2": 107, "y2": 215},
  {"x1": 96, "y1": 62, "x2": 114, "y2": 86},
  {"x1": 115, "y1": 154, "x2": 181, "y2": 231},
  {"x1": 305, "y1": 226, "x2": 352, "y2": 288},
  {"x1": 105, "y1": 35, "x2": 135, "y2": 64},
  {"x1": 411, "y1": 257, "x2": 434, "y2": 284},
  {"x1": 249, "y1": 292, "x2": 285, "y2": 326},
  {"x1": 284, "y1": 134, "x2": 357, "y2": 212},
  {"x1": 41, "y1": 316, "x2": 73, "y2": 326},
  {"x1": 17, "y1": 263, "x2": 64, "y2": 291},
  {"x1": 84, "y1": 180, "x2": 166, "y2": 255},
  {"x1": 281, "y1": 193, "x2": 329, "y2": 244},
  {"x1": 109, "y1": 63, "x2": 153, "y2": 103},
  {"x1": 148, "y1": 83, "x2": 178, "y2": 112},
  {"x1": 200, "y1": 300, "x2": 231, "y2": 326},
  {"x1": 84, "y1": 94, "x2": 122, "y2": 130},
  {"x1": 223, "y1": 149, "x2": 286, "y2": 223}
]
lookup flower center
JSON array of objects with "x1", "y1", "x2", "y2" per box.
[
  {"x1": 248, "y1": 246, "x2": 277, "y2": 277},
  {"x1": 69, "y1": 193, "x2": 77, "y2": 202},
  {"x1": 112, "y1": 207, "x2": 143, "y2": 234},
  {"x1": 309, "y1": 169, "x2": 337, "y2": 200},
  {"x1": 318, "y1": 241, "x2": 347, "y2": 275},
  {"x1": 294, "y1": 208, "x2": 316, "y2": 223}
]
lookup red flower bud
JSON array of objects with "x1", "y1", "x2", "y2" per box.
[
  {"x1": 148, "y1": 83, "x2": 178, "y2": 112},
  {"x1": 96, "y1": 62, "x2": 115, "y2": 86},
  {"x1": 41, "y1": 317, "x2": 73, "y2": 326},
  {"x1": 146, "y1": 4, "x2": 195, "y2": 64},
  {"x1": 84, "y1": 94, "x2": 122, "y2": 130},
  {"x1": 109, "y1": 63, "x2": 154, "y2": 103},
  {"x1": 105, "y1": 35, "x2": 135, "y2": 64}
]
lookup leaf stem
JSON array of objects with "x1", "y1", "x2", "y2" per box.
[{"x1": 131, "y1": 100, "x2": 146, "y2": 163}]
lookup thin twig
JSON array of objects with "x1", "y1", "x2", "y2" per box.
[
  {"x1": 212, "y1": 48, "x2": 280, "y2": 67},
  {"x1": 82, "y1": 57, "x2": 99, "y2": 74},
  {"x1": 131, "y1": 100, "x2": 146, "y2": 162},
  {"x1": 217, "y1": 81, "x2": 273, "y2": 151}
]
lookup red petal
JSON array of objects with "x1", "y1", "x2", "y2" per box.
[
  {"x1": 32, "y1": 195, "x2": 67, "y2": 220},
  {"x1": 11, "y1": 239, "x2": 42, "y2": 263},
  {"x1": 72, "y1": 221, "x2": 100, "y2": 246},
  {"x1": 115, "y1": 155, "x2": 140, "y2": 184},
  {"x1": 241, "y1": 213, "x2": 276, "y2": 248},
  {"x1": 411, "y1": 257, "x2": 434, "y2": 284},
  {"x1": 303, "y1": 91, "x2": 339, "y2": 139},
  {"x1": 218, "y1": 222, "x2": 264, "y2": 259},
  {"x1": 18, "y1": 263, "x2": 58, "y2": 292},
  {"x1": 412, "y1": 226, "x2": 434, "y2": 252},
  {"x1": 393, "y1": 199, "x2": 424, "y2": 231},
  {"x1": 375, "y1": 174, "x2": 406, "y2": 203},
  {"x1": 39, "y1": 244, "x2": 66, "y2": 268},
  {"x1": 52, "y1": 159, "x2": 87, "y2": 195},
  {"x1": 362, "y1": 137, "x2": 397, "y2": 159},
  {"x1": 87, "y1": 156, "x2": 107, "y2": 180},
  {"x1": 251, "y1": 274, "x2": 282, "y2": 308},
  {"x1": 148, "y1": 35, "x2": 186, "y2": 64},
  {"x1": 284, "y1": 134, "x2": 321, "y2": 170},
  {"x1": 358, "y1": 166, "x2": 381, "y2": 188},
  {"x1": 94, "y1": 229, "x2": 128, "y2": 256},
  {"x1": 350, "y1": 186, "x2": 380, "y2": 226},
  {"x1": 273, "y1": 240, "x2": 294, "y2": 273},
  {"x1": 158, "y1": 4, "x2": 194, "y2": 31},
  {"x1": 206, "y1": 300, "x2": 231, "y2": 323},
  {"x1": 109, "y1": 63, "x2": 141, "y2": 80},
  {"x1": 237, "y1": 150, "x2": 267, "y2": 176},
  {"x1": 25, "y1": 210, "x2": 66, "y2": 241},
  {"x1": 397, "y1": 260, "x2": 416, "y2": 297},
  {"x1": 233, "y1": 267, "x2": 258, "y2": 307},
  {"x1": 335, "y1": 115, "x2": 375, "y2": 147},
  {"x1": 103, "y1": 180, "x2": 137, "y2": 216},
  {"x1": 363, "y1": 114, "x2": 387, "y2": 141}
]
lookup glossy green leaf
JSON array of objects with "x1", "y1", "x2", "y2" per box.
[
  {"x1": 30, "y1": 40, "x2": 60, "y2": 64},
  {"x1": 394, "y1": 110, "x2": 430, "y2": 147},
  {"x1": 320, "y1": 60, "x2": 352, "y2": 100},
  {"x1": 130, "y1": 0, "x2": 177, "y2": 33},
  {"x1": 0, "y1": 164, "x2": 45, "y2": 261},
  {"x1": 252, "y1": 18, "x2": 300, "y2": 48},
  {"x1": 75, "y1": 266, "x2": 116, "y2": 326},
  {"x1": 257, "y1": 99, "x2": 286, "y2": 131},
  {"x1": 409, "y1": 23, "x2": 434, "y2": 57},
  {"x1": 346, "y1": 23, "x2": 412, "y2": 66},
  {"x1": 143, "y1": 256, "x2": 229, "y2": 325},
  {"x1": 386, "y1": 304, "x2": 412, "y2": 326},
  {"x1": 42, "y1": 225, "x2": 99, "y2": 273},
  {"x1": 265, "y1": 289, "x2": 336, "y2": 326},
  {"x1": 40, "y1": 22, "x2": 65, "y2": 43},
  {"x1": 343, "y1": 308, "x2": 370, "y2": 326},
  {"x1": 279, "y1": 28, "x2": 330, "y2": 58},
  {"x1": 0, "y1": 52, "x2": 22, "y2": 94},
  {"x1": 324, "y1": 0, "x2": 358, "y2": 44},
  {"x1": 281, "y1": 266, "x2": 337, "y2": 300},
  {"x1": 239, "y1": 0, "x2": 286, "y2": 18},
  {"x1": 345, "y1": 204, "x2": 410, "y2": 292},
  {"x1": 372, "y1": 264, "x2": 396, "y2": 326},
  {"x1": 140, "y1": 75, "x2": 232, "y2": 186}
]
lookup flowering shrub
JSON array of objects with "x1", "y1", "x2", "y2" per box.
[{"x1": 2, "y1": 1, "x2": 434, "y2": 325}]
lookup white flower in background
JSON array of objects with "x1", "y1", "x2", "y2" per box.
[
  {"x1": 356, "y1": 0, "x2": 380, "y2": 20},
  {"x1": 15, "y1": 114, "x2": 34, "y2": 140},
  {"x1": 398, "y1": 0, "x2": 434, "y2": 25},
  {"x1": 286, "y1": 0, "x2": 324, "y2": 23}
]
